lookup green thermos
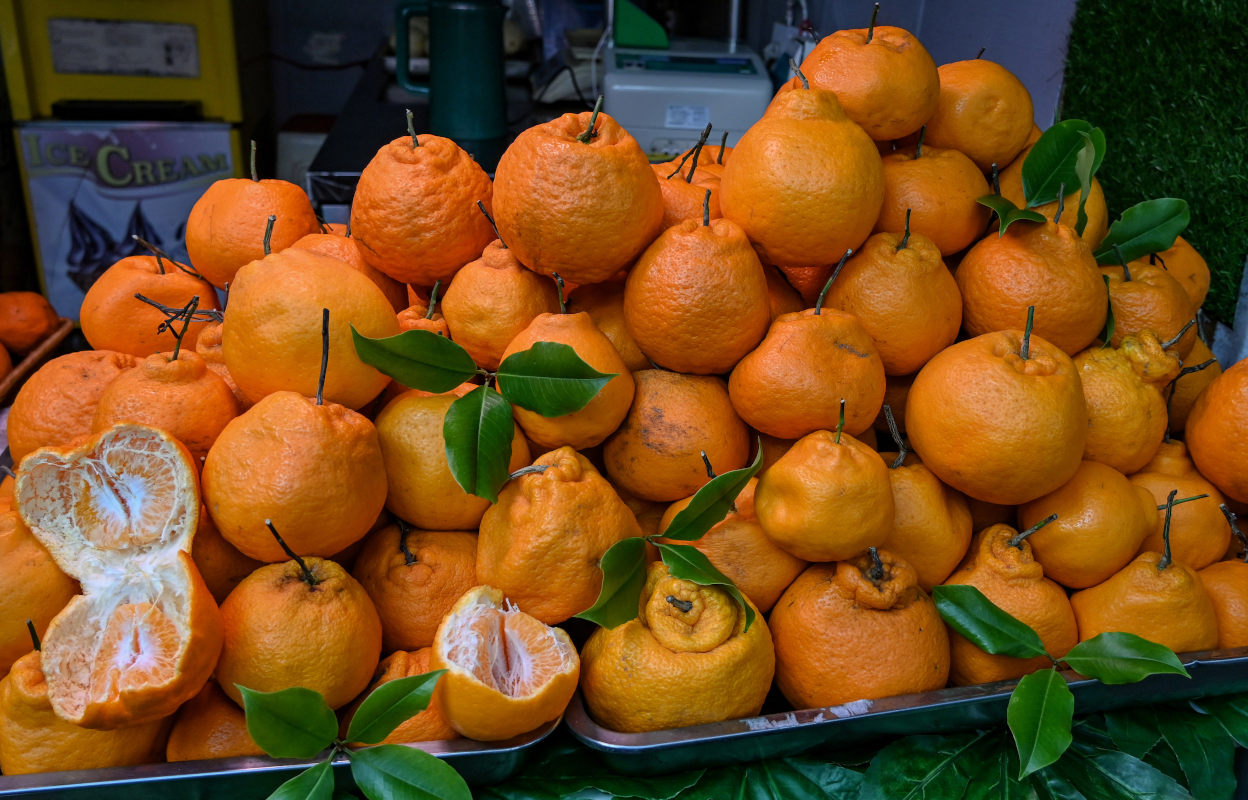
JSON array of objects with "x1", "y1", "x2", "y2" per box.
[{"x1": 394, "y1": 0, "x2": 507, "y2": 170}]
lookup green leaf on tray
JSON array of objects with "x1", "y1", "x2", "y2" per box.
[
  {"x1": 476, "y1": 741, "x2": 705, "y2": 800},
  {"x1": 352, "y1": 327, "x2": 478, "y2": 394},
  {"x1": 268, "y1": 760, "x2": 336, "y2": 800},
  {"x1": 1104, "y1": 707, "x2": 1164, "y2": 759},
  {"x1": 349, "y1": 744, "x2": 472, "y2": 800},
  {"x1": 496, "y1": 341, "x2": 617, "y2": 418},
  {"x1": 443, "y1": 384, "x2": 514, "y2": 502},
  {"x1": 1154, "y1": 710, "x2": 1236, "y2": 800},
  {"x1": 1093, "y1": 198, "x2": 1191, "y2": 265},
  {"x1": 656, "y1": 542, "x2": 756, "y2": 632},
  {"x1": 238, "y1": 685, "x2": 338, "y2": 760},
  {"x1": 858, "y1": 729, "x2": 993, "y2": 800},
  {"x1": 346, "y1": 670, "x2": 446, "y2": 745},
  {"x1": 1021, "y1": 119, "x2": 1106, "y2": 207},
  {"x1": 1008, "y1": 669, "x2": 1074, "y2": 779},
  {"x1": 1191, "y1": 694, "x2": 1248, "y2": 748},
  {"x1": 673, "y1": 755, "x2": 864, "y2": 800},
  {"x1": 1072, "y1": 131, "x2": 1097, "y2": 236},
  {"x1": 932, "y1": 584, "x2": 1048, "y2": 659},
  {"x1": 574, "y1": 536, "x2": 648, "y2": 630},
  {"x1": 958, "y1": 735, "x2": 1032, "y2": 800},
  {"x1": 979, "y1": 194, "x2": 1048, "y2": 236},
  {"x1": 1049, "y1": 741, "x2": 1193, "y2": 800},
  {"x1": 658, "y1": 441, "x2": 762, "y2": 542},
  {"x1": 1061, "y1": 632, "x2": 1189, "y2": 684}
]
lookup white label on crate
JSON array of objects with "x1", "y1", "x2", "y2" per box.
[
  {"x1": 665, "y1": 104, "x2": 711, "y2": 130},
  {"x1": 48, "y1": 18, "x2": 200, "y2": 78}
]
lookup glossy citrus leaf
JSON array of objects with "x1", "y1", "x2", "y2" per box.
[
  {"x1": 238, "y1": 685, "x2": 337, "y2": 760},
  {"x1": 496, "y1": 341, "x2": 616, "y2": 417},
  {"x1": 268, "y1": 760, "x2": 336, "y2": 800},
  {"x1": 1021, "y1": 119, "x2": 1106, "y2": 207},
  {"x1": 858, "y1": 730, "x2": 993, "y2": 800},
  {"x1": 1007, "y1": 669, "x2": 1074, "y2": 779},
  {"x1": 1093, "y1": 198, "x2": 1190, "y2": 264},
  {"x1": 352, "y1": 327, "x2": 477, "y2": 393},
  {"x1": 979, "y1": 195, "x2": 1047, "y2": 236},
  {"x1": 659, "y1": 442, "x2": 762, "y2": 542},
  {"x1": 349, "y1": 744, "x2": 472, "y2": 800},
  {"x1": 1072, "y1": 131, "x2": 1096, "y2": 236},
  {"x1": 574, "y1": 537, "x2": 648, "y2": 630},
  {"x1": 443, "y1": 385, "x2": 514, "y2": 502},
  {"x1": 933, "y1": 584, "x2": 1048, "y2": 659},
  {"x1": 1191, "y1": 695, "x2": 1248, "y2": 749},
  {"x1": 1061, "y1": 632, "x2": 1189, "y2": 684},
  {"x1": 346, "y1": 670, "x2": 446, "y2": 745}
]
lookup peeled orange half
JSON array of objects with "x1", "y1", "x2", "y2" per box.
[
  {"x1": 15, "y1": 424, "x2": 223, "y2": 729},
  {"x1": 430, "y1": 585, "x2": 579, "y2": 742}
]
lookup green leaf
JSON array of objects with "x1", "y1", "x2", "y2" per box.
[
  {"x1": 351, "y1": 327, "x2": 477, "y2": 394},
  {"x1": 1072, "y1": 131, "x2": 1096, "y2": 236},
  {"x1": 858, "y1": 730, "x2": 993, "y2": 800},
  {"x1": 1190, "y1": 694, "x2": 1248, "y2": 748},
  {"x1": 1061, "y1": 632, "x2": 1189, "y2": 684},
  {"x1": 1031, "y1": 769, "x2": 1086, "y2": 800},
  {"x1": 1093, "y1": 198, "x2": 1191, "y2": 264},
  {"x1": 932, "y1": 584, "x2": 1048, "y2": 659},
  {"x1": 443, "y1": 385, "x2": 514, "y2": 502},
  {"x1": 1050, "y1": 742, "x2": 1193, "y2": 800},
  {"x1": 1100, "y1": 275, "x2": 1115, "y2": 348},
  {"x1": 674, "y1": 755, "x2": 863, "y2": 800},
  {"x1": 349, "y1": 744, "x2": 472, "y2": 800},
  {"x1": 574, "y1": 537, "x2": 648, "y2": 629},
  {"x1": 1021, "y1": 119, "x2": 1106, "y2": 207},
  {"x1": 1153, "y1": 710, "x2": 1236, "y2": 800},
  {"x1": 659, "y1": 442, "x2": 763, "y2": 542},
  {"x1": 268, "y1": 760, "x2": 336, "y2": 800},
  {"x1": 979, "y1": 194, "x2": 1048, "y2": 236},
  {"x1": 1103, "y1": 708, "x2": 1163, "y2": 758},
  {"x1": 656, "y1": 542, "x2": 756, "y2": 632},
  {"x1": 238, "y1": 685, "x2": 338, "y2": 759},
  {"x1": 496, "y1": 341, "x2": 616, "y2": 417},
  {"x1": 1008, "y1": 669, "x2": 1074, "y2": 779},
  {"x1": 346, "y1": 670, "x2": 446, "y2": 745},
  {"x1": 476, "y1": 741, "x2": 704, "y2": 800},
  {"x1": 947, "y1": 731, "x2": 1033, "y2": 800}
]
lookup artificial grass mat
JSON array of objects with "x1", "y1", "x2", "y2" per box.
[{"x1": 1060, "y1": 0, "x2": 1247, "y2": 326}]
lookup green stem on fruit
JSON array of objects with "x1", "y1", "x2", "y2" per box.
[
  {"x1": 866, "y1": 2, "x2": 880, "y2": 43},
  {"x1": 815, "y1": 249, "x2": 853, "y2": 315},
  {"x1": 1009, "y1": 513, "x2": 1058, "y2": 548},
  {"x1": 686, "y1": 123, "x2": 712, "y2": 184},
  {"x1": 478, "y1": 200, "x2": 506, "y2": 248},
  {"x1": 577, "y1": 96, "x2": 604, "y2": 144},
  {"x1": 865, "y1": 546, "x2": 884, "y2": 585},
  {"x1": 915, "y1": 125, "x2": 925, "y2": 160},
  {"x1": 789, "y1": 58, "x2": 809, "y2": 90},
  {"x1": 316, "y1": 307, "x2": 329, "y2": 405},
  {"x1": 266, "y1": 519, "x2": 320, "y2": 586},
  {"x1": 703, "y1": 189, "x2": 712, "y2": 227},
  {"x1": 666, "y1": 595, "x2": 694, "y2": 613},
  {"x1": 170, "y1": 295, "x2": 199, "y2": 361},
  {"x1": 700, "y1": 450, "x2": 717, "y2": 479},
  {"x1": 834, "y1": 397, "x2": 846, "y2": 444},
  {"x1": 425, "y1": 280, "x2": 442, "y2": 320},
  {"x1": 1154, "y1": 493, "x2": 1208, "y2": 511},
  {"x1": 896, "y1": 208, "x2": 913, "y2": 251},
  {"x1": 1113, "y1": 244, "x2": 1132, "y2": 282},
  {"x1": 406, "y1": 109, "x2": 419, "y2": 148},
  {"x1": 249, "y1": 140, "x2": 258, "y2": 181},
  {"x1": 1053, "y1": 182, "x2": 1066, "y2": 225},
  {"x1": 263, "y1": 215, "x2": 276, "y2": 256},
  {"x1": 1158, "y1": 490, "x2": 1179, "y2": 571},
  {"x1": 717, "y1": 130, "x2": 728, "y2": 164},
  {"x1": 397, "y1": 519, "x2": 418, "y2": 566},
  {"x1": 26, "y1": 620, "x2": 39, "y2": 652},
  {"x1": 552, "y1": 272, "x2": 567, "y2": 314},
  {"x1": 1020, "y1": 305, "x2": 1036, "y2": 360},
  {"x1": 1162, "y1": 318, "x2": 1197, "y2": 350},
  {"x1": 882, "y1": 404, "x2": 907, "y2": 469},
  {"x1": 1221, "y1": 504, "x2": 1248, "y2": 563}
]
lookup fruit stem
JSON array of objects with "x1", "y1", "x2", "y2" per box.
[
  {"x1": 1162, "y1": 318, "x2": 1197, "y2": 350},
  {"x1": 703, "y1": 189, "x2": 712, "y2": 227},
  {"x1": 552, "y1": 272, "x2": 567, "y2": 314},
  {"x1": 222, "y1": 281, "x2": 230, "y2": 312},
  {"x1": 317, "y1": 308, "x2": 329, "y2": 405},
  {"x1": 425, "y1": 280, "x2": 442, "y2": 320},
  {"x1": 1020, "y1": 305, "x2": 1036, "y2": 360},
  {"x1": 1158, "y1": 490, "x2": 1178, "y2": 571},
  {"x1": 666, "y1": 595, "x2": 693, "y2": 613},
  {"x1": 991, "y1": 163, "x2": 1001, "y2": 196},
  {"x1": 397, "y1": 519, "x2": 418, "y2": 566},
  {"x1": 478, "y1": 200, "x2": 505, "y2": 248},
  {"x1": 1154, "y1": 493, "x2": 1208, "y2": 511},
  {"x1": 0, "y1": 465, "x2": 14, "y2": 480},
  {"x1": 266, "y1": 519, "x2": 320, "y2": 586},
  {"x1": 700, "y1": 450, "x2": 717, "y2": 479},
  {"x1": 1113, "y1": 244, "x2": 1132, "y2": 282},
  {"x1": 834, "y1": 397, "x2": 846, "y2": 444},
  {"x1": 686, "y1": 123, "x2": 712, "y2": 184},
  {"x1": 170, "y1": 295, "x2": 199, "y2": 361},
  {"x1": 508, "y1": 464, "x2": 550, "y2": 480},
  {"x1": 976, "y1": 46, "x2": 986, "y2": 59},
  {"x1": 249, "y1": 140, "x2": 258, "y2": 182},
  {"x1": 131, "y1": 234, "x2": 206, "y2": 280},
  {"x1": 577, "y1": 96, "x2": 604, "y2": 144},
  {"x1": 815, "y1": 249, "x2": 853, "y2": 314},
  {"x1": 718, "y1": 130, "x2": 728, "y2": 164},
  {"x1": 1220, "y1": 504, "x2": 1248, "y2": 563},
  {"x1": 896, "y1": 208, "x2": 913, "y2": 251},
  {"x1": 865, "y1": 546, "x2": 884, "y2": 585},
  {"x1": 406, "y1": 108, "x2": 419, "y2": 148},
  {"x1": 263, "y1": 214, "x2": 276, "y2": 256},
  {"x1": 882, "y1": 405, "x2": 907, "y2": 468},
  {"x1": 1053, "y1": 183, "x2": 1066, "y2": 225},
  {"x1": 26, "y1": 619, "x2": 39, "y2": 652},
  {"x1": 132, "y1": 293, "x2": 223, "y2": 325},
  {"x1": 1152, "y1": 252, "x2": 1168, "y2": 269},
  {"x1": 915, "y1": 125, "x2": 925, "y2": 160},
  {"x1": 789, "y1": 58, "x2": 809, "y2": 90},
  {"x1": 866, "y1": 2, "x2": 880, "y2": 43},
  {"x1": 667, "y1": 147, "x2": 695, "y2": 180},
  {"x1": 1009, "y1": 513, "x2": 1058, "y2": 548}
]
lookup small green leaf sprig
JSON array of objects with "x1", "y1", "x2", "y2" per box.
[{"x1": 238, "y1": 671, "x2": 471, "y2": 800}]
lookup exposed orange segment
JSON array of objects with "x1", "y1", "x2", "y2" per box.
[{"x1": 93, "y1": 603, "x2": 181, "y2": 697}]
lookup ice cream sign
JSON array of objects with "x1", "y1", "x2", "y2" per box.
[{"x1": 20, "y1": 127, "x2": 230, "y2": 188}]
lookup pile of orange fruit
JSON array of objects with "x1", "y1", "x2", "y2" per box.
[{"x1": 2, "y1": 15, "x2": 1247, "y2": 779}]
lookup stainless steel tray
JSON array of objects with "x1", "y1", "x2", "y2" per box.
[
  {"x1": 566, "y1": 647, "x2": 1248, "y2": 775},
  {"x1": 0, "y1": 716, "x2": 560, "y2": 797}
]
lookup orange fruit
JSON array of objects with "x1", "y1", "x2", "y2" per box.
[
  {"x1": 876, "y1": 144, "x2": 992, "y2": 256},
  {"x1": 216, "y1": 555, "x2": 381, "y2": 709},
  {"x1": 0, "y1": 509, "x2": 77, "y2": 676},
  {"x1": 566, "y1": 279, "x2": 650, "y2": 372},
  {"x1": 194, "y1": 320, "x2": 250, "y2": 410},
  {"x1": 967, "y1": 496, "x2": 1017, "y2": 533},
  {"x1": 498, "y1": 311, "x2": 635, "y2": 450},
  {"x1": 15, "y1": 424, "x2": 223, "y2": 728},
  {"x1": 755, "y1": 429, "x2": 893, "y2": 562},
  {"x1": 877, "y1": 452, "x2": 973, "y2": 591},
  {"x1": 374, "y1": 391, "x2": 530, "y2": 530},
  {"x1": 441, "y1": 240, "x2": 559, "y2": 370},
  {"x1": 185, "y1": 173, "x2": 319, "y2": 289},
  {"x1": 396, "y1": 289, "x2": 450, "y2": 338},
  {"x1": 720, "y1": 81, "x2": 884, "y2": 286},
  {"x1": 190, "y1": 507, "x2": 264, "y2": 605},
  {"x1": 728, "y1": 307, "x2": 886, "y2": 439},
  {"x1": 6, "y1": 350, "x2": 137, "y2": 465},
  {"x1": 579, "y1": 561, "x2": 774, "y2": 732},
  {"x1": 165, "y1": 681, "x2": 263, "y2": 762},
  {"x1": 770, "y1": 550, "x2": 949, "y2": 708},
  {"x1": 92, "y1": 350, "x2": 240, "y2": 465},
  {"x1": 1166, "y1": 336, "x2": 1221, "y2": 434},
  {"x1": 922, "y1": 59, "x2": 1034, "y2": 172},
  {"x1": 492, "y1": 110, "x2": 663, "y2": 285},
  {"x1": 822, "y1": 229, "x2": 962, "y2": 375},
  {"x1": 477, "y1": 447, "x2": 642, "y2": 624},
  {"x1": 223, "y1": 247, "x2": 400, "y2": 409},
  {"x1": 603, "y1": 370, "x2": 749, "y2": 502},
  {"x1": 623, "y1": 217, "x2": 770, "y2": 375},
  {"x1": 906, "y1": 327, "x2": 1087, "y2": 505},
  {"x1": 1186, "y1": 356, "x2": 1248, "y2": 504},
  {"x1": 349, "y1": 133, "x2": 494, "y2": 286},
  {"x1": 1073, "y1": 331, "x2": 1181, "y2": 474},
  {"x1": 998, "y1": 146, "x2": 1109, "y2": 249},
  {"x1": 799, "y1": 24, "x2": 939, "y2": 141},
  {"x1": 656, "y1": 478, "x2": 806, "y2": 612},
  {"x1": 0, "y1": 291, "x2": 59, "y2": 355},
  {"x1": 1018, "y1": 460, "x2": 1156, "y2": 589},
  {"x1": 944, "y1": 523, "x2": 1079, "y2": 686},
  {"x1": 430, "y1": 585, "x2": 579, "y2": 741},
  {"x1": 652, "y1": 162, "x2": 721, "y2": 231},
  {"x1": 0, "y1": 650, "x2": 170, "y2": 774},
  {"x1": 1199, "y1": 559, "x2": 1248, "y2": 649},
  {"x1": 1102, "y1": 262, "x2": 1197, "y2": 358},
  {"x1": 1130, "y1": 440, "x2": 1230, "y2": 570},
  {"x1": 79, "y1": 256, "x2": 220, "y2": 358},
  {"x1": 290, "y1": 230, "x2": 408, "y2": 312},
  {"x1": 342, "y1": 648, "x2": 457, "y2": 745},
  {"x1": 202, "y1": 390, "x2": 388, "y2": 562},
  {"x1": 873, "y1": 374, "x2": 915, "y2": 438},
  {"x1": 763, "y1": 264, "x2": 805, "y2": 320},
  {"x1": 1140, "y1": 235, "x2": 1210, "y2": 308},
  {"x1": 352, "y1": 525, "x2": 478, "y2": 652},
  {"x1": 957, "y1": 219, "x2": 1106, "y2": 356}
]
